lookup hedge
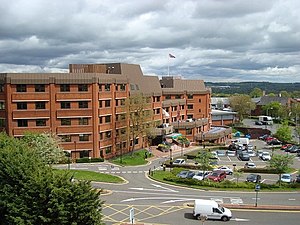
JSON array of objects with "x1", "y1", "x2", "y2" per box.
[{"x1": 75, "y1": 157, "x2": 104, "y2": 163}]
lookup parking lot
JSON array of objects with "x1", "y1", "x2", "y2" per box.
[{"x1": 181, "y1": 139, "x2": 300, "y2": 184}]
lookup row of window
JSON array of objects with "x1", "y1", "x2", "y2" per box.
[
  {"x1": 60, "y1": 134, "x2": 89, "y2": 142},
  {"x1": 12, "y1": 84, "x2": 127, "y2": 93}
]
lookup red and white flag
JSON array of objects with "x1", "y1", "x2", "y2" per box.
[{"x1": 169, "y1": 53, "x2": 176, "y2": 58}]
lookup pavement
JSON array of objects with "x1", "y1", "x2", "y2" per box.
[{"x1": 147, "y1": 143, "x2": 300, "y2": 212}]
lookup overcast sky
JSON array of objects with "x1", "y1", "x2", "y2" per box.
[{"x1": 0, "y1": 0, "x2": 299, "y2": 83}]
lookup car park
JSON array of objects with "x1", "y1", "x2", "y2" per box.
[
  {"x1": 286, "y1": 145, "x2": 300, "y2": 153},
  {"x1": 238, "y1": 152, "x2": 250, "y2": 161},
  {"x1": 280, "y1": 174, "x2": 292, "y2": 183},
  {"x1": 177, "y1": 170, "x2": 195, "y2": 178},
  {"x1": 209, "y1": 151, "x2": 219, "y2": 159},
  {"x1": 193, "y1": 171, "x2": 210, "y2": 181},
  {"x1": 226, "y1": 150, "x2": 236, "y2": 157},
  {"x1": 246, "y1": 174, "x2": 261, "y2": 183},
  {"x1": 247, "y1": 150, "x2": 256, "y2": 157},
  {"x1": 209, "y1": 160, "x2": 219, "y2": 169},
  {"x1": 244, "y1": 162, "x2": 256, "y2": 168},
  {"x1": 173, "y1": 158, "x2": 186, "y2": 165},
  {"x1": 207, "y1": 170, "x2": 226, "y2": 182},
  {"x1": 257, "y1": 150, "x2": 264, "y2": 158},
  {"x1": 261, "y1": 152, "x2": 271, "y2": 161},
  {"x1": 281, "y1": 144, "x2": 292, "y2": 151},
  {"x1": 247, "y1": 144, "x2": 254, "y2": 150},
  {"x1": 214, "y1": 166, "x2": 233, "y2": 175}
]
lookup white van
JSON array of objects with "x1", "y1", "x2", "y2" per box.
[{"x1": 193, "y1": 199, "x2": 232, "y2": 222}]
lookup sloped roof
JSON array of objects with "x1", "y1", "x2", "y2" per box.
[{"x1": 256, "y1": 96, "x2": 289, "y2": 106}]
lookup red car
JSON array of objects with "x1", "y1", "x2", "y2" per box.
[
  {"x1": 281, "y1": 144, "x2": 292, "y2": 151},
  {"x1": 207, "y1": 170, "x2": 226, "y2": 182},
  {"x1": 265, "y1": 136, "x2": 275, "y2": 142}
]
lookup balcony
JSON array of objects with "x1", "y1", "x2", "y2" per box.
[
  {"x1": 56, "y1": 109, "x2": 93, "y2": 118},
  {"x1": 12, "y1": 93, "x2": 49, "y2": 101},
  {"x1": 12, "y1": 110, "x2": 50, "y2": 119},
  {"x1": 56, "y1": 92, "x2": 92, "y2": 101},
  {"x1": 171, "y1": 118, "x2": 209, "y2": 129},
  {"x1": 151, "y1": 125, "x2": 173, "y2": 136}
]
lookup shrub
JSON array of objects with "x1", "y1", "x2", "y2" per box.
[{"x1": 76, "y1": 157, "x2": 104, "y2": 163}]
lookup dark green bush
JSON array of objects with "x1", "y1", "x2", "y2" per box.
[{"x1": 76, "y1": 157, "x2": 104, "y2": 163}]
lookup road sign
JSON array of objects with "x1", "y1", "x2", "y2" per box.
[
  {"x1": 255, "y1": 184, "x2": 261, "y2": 191},
  {"x1": 129, "y1": 207, "x2": 135, "y2": 224}
]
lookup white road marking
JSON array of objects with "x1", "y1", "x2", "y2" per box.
[
  {"x1": 288, "y1": 199, "x2": 296, "y2": 201},
  {"x1": 98, "y1": 167, "x2": 107, "y2": 171},
  {"x1": 232, "y1": 218, "x2": 250, "y2": 221},
  {"x1": 129, "y1": 187, "x2": 178, "y2": 192},
  {"x1": 231, "y1": 198, "x2": 243, "y2": 204},
  {"x1": 151, "y1": 184, "x2": 178, "y2": 192}
]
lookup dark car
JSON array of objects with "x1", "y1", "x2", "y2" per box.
[
  {"x1": 177, "y1": 170, "x2": 195, "y2": 179},
  {"x1": 207, "y1": 170, "x2": 226, "y2": 182},
  {"x1": 255, "y1": 121, "x2": 263, "y2": 125},
  {"x1": 238, "y1": 152, "x2": 250, "y2": 161},
  {"x1": 294, "y1": 175, "x2": 300, "y2": 183},
  {"x1": 246, "y1": 174, "x2": 262, "y2": 183},
  {"x1": 267, "y1": 139, "x2": 282, "y2": 145},
  {"x1": 287, "y1": 145, "x2": 300, "y2": 153}
]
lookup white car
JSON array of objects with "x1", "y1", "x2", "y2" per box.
[
  {"x1": 214, "y1": 166, "x2": 233, "y2": 175},
  {"x1": 173, "y1": 158, "x2": 186, "y2": 165},
  {"x1": 280, "y1": 174, "x2": 292, "y2": 183},
  {"x1": 210, "y1": 151, "x2": 219, "y2": 159},
  {"x1": 261, "y1": 152, "x2": 271, "y2": 161},
  {"x1": 247, "y1": 144, "x2": 254, "y2": 150},
  {"x1": 247, "y1": 150, "x2": 256, "y2": 157},
  {"x1": 193, "y1": 171, "x2": 210, "y2": 181},
  {"x1": 244, "y1": 162, "x2": 256, "y2": 168}
]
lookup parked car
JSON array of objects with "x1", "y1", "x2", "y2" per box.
[
  {"x1": 214, "y1": 166, "x2": 233, "y2": 175},
  {"x1": 280, "y1": 174, "x2": 292, "y2": 183},
  {"x1": 247, "y1": 144, "x2": 254, "y2": 150},
  {"x1": 238, "y1": 152, "x2": 250, "y2": 161},
  {"x1": 247, "y1": 150, "x2": 256, "y2": 157},
  {"x1": 294, "y1": 175, "x2": 300, "y2": 183},
  {"x1": 267, "y1": 139, "x2": 282, "y2": 145},
  {"x1": 257, "y1": 150, "x2": 264, "y2": 158},
  {"x1": 244, "y1": 162, "x2": 257, "y2": 169},
  {"x1": 177, "y1": 170, "x2": 195, "y2": 178},
  {"x1": 287, "y1": 145, "x2": 300, "y2": 153},
  {"x1": 281, "y1": 144, "x2": 292, "y2": 151},
  {"x1": 259, "y1": 134, "x2": 270, "y2": 140},
  {"x1": 173, "y1": 158, "x2": 186, "y2": 165},
  {"x1": 265, "y1": 136, "x2": 275, "y2": 143},
  {"x1": 209, "y1": 151, "x2": 219, "y2": 159},
  {"x1": 246, "y1": 174, "x2": 261, "y2": 183},
  {"x1": 255, "y1": 121, "x2": 263, "y2": 125},
  {"x1": 261, "y1": 152, "x2": 271, "y2": 161},
  {"x1": 227, "y1": 150, "x2": 236, "y2": 157},
  {"x1": 193, "y1": 171, "x2": 210, "y2": 181},
  {"x1": 207, "y1": 170, "x2": 226, "y2": 182},
  {"x1": 209, "y1": 160, "x2": 219, "y2": 169}
]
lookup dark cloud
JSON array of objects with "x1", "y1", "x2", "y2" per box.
[{"x1": 0, "y1": 0, "x2": 299, "y2": 83}]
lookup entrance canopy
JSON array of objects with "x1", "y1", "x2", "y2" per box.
[{"x1": 165, "y1": 133, "x2": 182, "y2": 139}]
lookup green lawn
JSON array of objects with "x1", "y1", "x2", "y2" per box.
[
  {"x1": 111, "y1": 149, "x2": 152, "y2": 166},
  {"x1": 54, "y1": 169, "x2": 124, "y2": 183}
]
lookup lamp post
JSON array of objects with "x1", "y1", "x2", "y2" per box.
[{"x1": 169, "y1": 149, "x2": 173, "y2": 170}]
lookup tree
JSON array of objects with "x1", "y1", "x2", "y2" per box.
[
  {"x1": 233, "y1": 171, "x2": 243, "y2": 184},
  {"x1": 229, "y1": 95, "x2": 256, "y2": 122},
  {"x1": 22, "y1": 132, "x2": 66, "y2": 164},
  {"x1": 0, "y1": 133, "x2": 104, "y2": 225},
  {"x1": 274, "y1": 121, "x2": 293, "y2": 143},
  {"x1": 250, "y1": 88, "x2": 263, "y2": 98},
  {"x1": 280, "y1": 91, "x2": 290, "y2": 97},
  {"x1": 267, "y1": 154, "x2": 294, "y2": 184},
  {"x1": 195, "y1": 150, "x2": 214, "y2": 171},
  {"x1": 262, "y1": 102, "x2": 281, "y2": 118},
  {"x1": 125, "y1": 94, "x2": 154, "y2": 153}
]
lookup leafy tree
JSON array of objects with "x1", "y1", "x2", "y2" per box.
[
  {"x1": 22, "y1": 132, "x2": 66, "y2": 164},
  {"x1": 279, "y1": 91, "x2": 290, "y2": 97},
  {"x1": 195, "y1": 150, "x2": 214, "y2": 171},
  {"x1": 295, "y1": 126, "x2": 300, "y2": 145},
  {"x1": 274, "y1": 121, "x2": 293, "y2": 143},
  {"x1": 233, "y1": 171, "x2": 243, "y2": 184},
  {"x1": 125, "y1": 94, "x2": 154, "y2": 153},
  {"x1": 262, "y1": 102, "x2": 281, "y2": 118},
  {"x1": 229, "y1": 95, "x2": 256, "y2": 122},
  {"x1": 250, "y1": 87, "x2": 263, "y2": 98},
  {"x1": 267, "y1": 154, "x2": 294, "y2": 184},
  {"x1": 268, "y1": 93, "x2": 276, "y2": 97},
  {"x1": 0, "y1": 133, "x2": 104, "y2": 225}
]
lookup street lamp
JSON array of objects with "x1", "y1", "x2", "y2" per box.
[{"x1": 169, "y1": 149, "x2": 173, "y2": 170}]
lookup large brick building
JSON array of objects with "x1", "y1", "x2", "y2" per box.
[{"x1": 0, "y1": 63, "x2": 231, "y2": 159}]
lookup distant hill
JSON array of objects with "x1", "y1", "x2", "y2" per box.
[{"x1": 205, "y1": 82, "x2": 300, "y2": 95}]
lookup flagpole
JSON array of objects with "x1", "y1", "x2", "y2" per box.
[{"x1": 168, "y1": 56, "x2": 170, "y2": 76}]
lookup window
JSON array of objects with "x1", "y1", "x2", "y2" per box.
[
  {"x1": 199, "y1": 109, "x2": 202, "y2": 112},
  {"x1": 98, "y1": 84, "x2": 102, "y2": 92},
  {"x1": 105, "y1": 146, "x2": 112, "y2": 154},
  {"x1": 35, "y1": 102, "x2": 46, "y2": 109},
  {"x1": 165, "y1": 95, "x2": 171, "y2": 99},
  {"x1": 35, "y1": 84, "x2": 45, "y2": 92},
  {"x1": 61, "y1": 135, "x2": 71, "y2": 142},
  {"x1": 60, "y1": 84, "x2": 70, "y2": 92},
  {"x1": 186, "y1": 128, "x2": 192, "y2": 135},
  {"x1": 78, "y1": 84, "x2": 88, "y2": 92},
  {"x1": 61, "y1": 101, "x2": 71, "y2": 109},
  {"x1": 79, "y1": 101, "x2": 88, "y2": 108},
  {"x1": 16, "y1": 84, "x2": 26, "y2": 92},
  {"x1": 80, "y1": 150, "x2": 90, "y2": 158},
  {"x1": 105, "y1": 115, "x2": 111, "y2": 123},
  {"x1": 36, "y1": 119, "x2": 46, "y2": 126},
  {"x1": 199, "y1": 99, "x2": 202, "y2": 103},
  {"x1": 175, "y1": 95, "x2": 181, "y2": 99},
  {"x1": 100, "y1": 100, "x2": 111, "y2": 108},
  {"x1": 61, "y1": 118, "x2": 71, "y2": 126},
  {"x1": 119, "y1": 84, "x2": 126, "y2": 91},
  {"x1": 79, "y1": 118, "x2": 88, "y2": 125},
  {"x1": 0, "y1": 118, "x2": 6, "y2": 127},
  {"x1": 0, "y1": 102, "x2": 5, "y2": 110},
  {"x1": 17, "y1": 119, "x2": 28, "y2": 127},
  {"x1": 17, "y1": 102, "x2": 27, "y2": 110},
  {"x1": 79, "y1": 134, "x2": 89, "y2": 142},
  {"x1": 187, "y1": 104, "x2": 193, "y2": 109},
  {"x1": 188, "y1": 94, "x2": 193, "y2": 99},
  {"x1": 104, "y1": 84, "x2": 110, "y2": 91},
  {"x1": 0, "y1": 84, "x2": 4, "y2": 92}
]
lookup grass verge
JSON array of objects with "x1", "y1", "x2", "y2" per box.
[
  {"x1": 54, "y1": 169, "x2": 124, "y2": 183},
  {"x1": 111, "y1": 149, "x2": 152, "y2": 166}
]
